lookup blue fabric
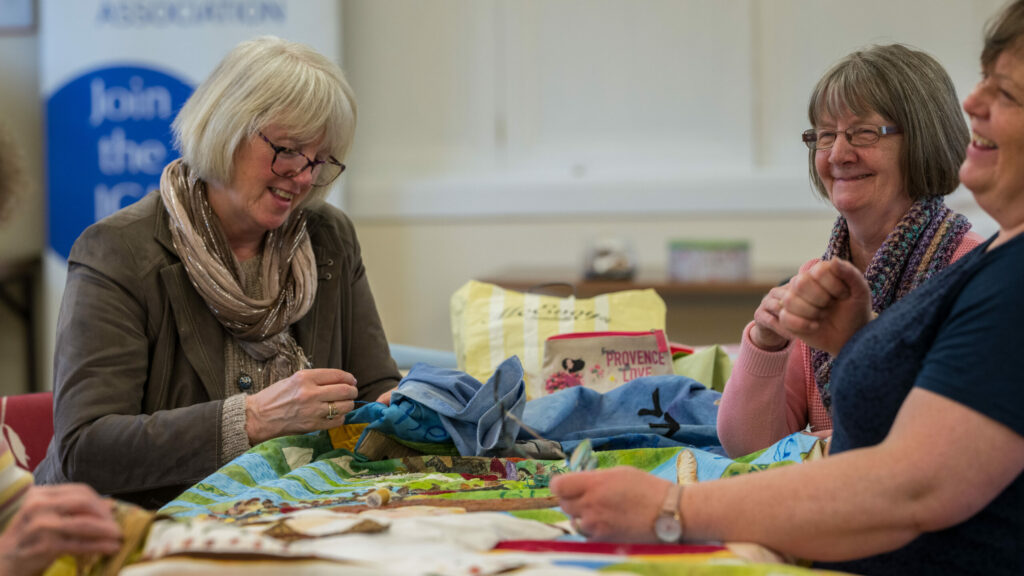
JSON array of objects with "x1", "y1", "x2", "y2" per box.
[
  {"x1": 346, "y1": 399, "x2": 450, "y2": 444},
  {"x1": 358, "y1": 356, "x2": 526, "y2": 456},
  {"x1": 822, "y1": 234, "x2": 1022, "y2": 576},
  {"x1": 685, "y1": 432, "x2": 822, "y2": 482},
  {"x1": 352, "y1": 358, "x2": 721, "y2": 457},
  {"x1": 522, "y1": 375, "x2": 720, "y2": 452}
]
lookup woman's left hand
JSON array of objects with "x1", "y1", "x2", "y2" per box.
[{"x1": 551, "y1": 467, "x2": 670, "y2": 541}]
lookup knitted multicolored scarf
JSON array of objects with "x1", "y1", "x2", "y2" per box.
[{"x1": 811, "y1": 197, "x2": 970, "y2": 411}]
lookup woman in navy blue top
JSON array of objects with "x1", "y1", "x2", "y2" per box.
[{"x1": 552, "y1": 3, "x2": 1024, "y2": 574}]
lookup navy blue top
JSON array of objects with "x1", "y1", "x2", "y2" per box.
[{"x1": 818, "y1": 234, "x2": 1023, "y2": 576}]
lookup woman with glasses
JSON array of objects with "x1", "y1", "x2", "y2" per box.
[
  {"x1": 553, "y1": 5, "x2": 1024, "y2": 572},
  {"x1": 717, "y1": 44, "x2": 984, "y2": 459},
  {"x1": 36, "y1": 36, "x2": 401, "y2": 508}
]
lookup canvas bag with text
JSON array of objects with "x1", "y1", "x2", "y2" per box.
[
  {"x1": 450, "y1": 280, "x2": 667, "y2": 399},
  {"x1": 540, "y1": 330, "x2": 675, "y2": 395}
]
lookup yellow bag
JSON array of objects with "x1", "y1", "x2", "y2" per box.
[{"x1": 450, "y1": 280, "x2": 667, "y2": 399}]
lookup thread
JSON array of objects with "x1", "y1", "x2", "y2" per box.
[{"x1": 365, "y1": 487, "x2": 391, "y2": 508}]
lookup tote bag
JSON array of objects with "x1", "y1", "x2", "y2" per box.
[
  {"x1": 540, "y1": 330, "x2": 675, "y2": 395},
  {"x1": 450, "y1": 280, "x2": 667, "y2": 399}
]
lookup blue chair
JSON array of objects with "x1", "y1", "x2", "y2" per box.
[{"x1": 388, "y1": 344, "x2": 457, "y2": 372}]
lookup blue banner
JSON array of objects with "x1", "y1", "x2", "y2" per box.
[
  {"x1": 47, "y1": 66, "x2": 192, "y2": 259},
  {"x1": 42, "y1": 0, "x2": 339, "y2": 260}
]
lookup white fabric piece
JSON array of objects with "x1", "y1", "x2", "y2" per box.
[
  {"x1": 141, "y1": 507, "x2": 564, "y2": 576},
  {"x1": 282, "y1": 446, "x2": 315, "y2": 470}
]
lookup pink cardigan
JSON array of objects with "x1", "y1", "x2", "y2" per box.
[{"x1": 716, "y1": 231, "x2": 985, "y2": 458}]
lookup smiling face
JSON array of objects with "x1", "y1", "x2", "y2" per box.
[
  {"x1": 961, "y1": 47, "x2": 1024, "y2": 230},
  {"x1": 207, "y1": 125, "x2": 325, "y2": 258},
  {"x1": 813, "y1": 111, "x2": 910, "y2": 220}
]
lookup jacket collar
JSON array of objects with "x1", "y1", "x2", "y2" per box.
[
  {"x1": 156, "y1": 197, "x2": 224, "y2": 399},
  {"x1": 293, "y1": 225, "x2": 341, "y2": 369},
  {"x1": 154, "y1": 195, "x2": 178, "y2": 257}
]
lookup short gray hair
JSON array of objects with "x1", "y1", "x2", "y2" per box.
[
  {"x1": 982, "y1": 0, "x2": 1024, "y2": 70},
  {"x1": 806, "y1": 44, "x2": 967, "y2": 202},
  {"x1": 172, "y1": 35, "x2": 357, "y2": 205}
]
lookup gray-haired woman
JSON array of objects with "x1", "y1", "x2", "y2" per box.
[
  {"x1": 717, "y1": 43, "x2": 985, "y2": 458},
  {"x1": 37, "y1": 36, "x2": 400, "y2": 508},
  {"x1": 553, "y1": 5, "x2": 1024, "y2": 572}
]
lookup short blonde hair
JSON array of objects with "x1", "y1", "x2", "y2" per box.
[
  {"x1": 806, "y1": 44, "x2": 967, "y2": 202},
  {"x1": 172, "y1": 35, "x2": 357, "y2": 205}
]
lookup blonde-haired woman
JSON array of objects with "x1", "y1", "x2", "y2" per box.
[{"x1": 37, "y1": 36, "x2": 400, "y2": 508}]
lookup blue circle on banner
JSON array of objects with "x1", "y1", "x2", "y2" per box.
[{"x1": 47, "y1": 66, "x2": 193, "y2": 260}]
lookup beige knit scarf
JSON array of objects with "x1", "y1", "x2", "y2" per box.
[{"x1": 159, "y1": 158, "x2": 317, "y2": 384}]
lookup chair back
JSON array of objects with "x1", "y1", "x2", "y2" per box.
[{"x1": 0, "y1": 392, "x2": 54, "y2": 473}]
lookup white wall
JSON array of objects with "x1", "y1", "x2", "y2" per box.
[
  {"x1": 341, "y1": 0, "x2": 1005, "y2": 219},
  {"x1": 342, "y1": 0, "x2": 1004, "y2": 350},
  {"x1": 0, "y1": 0, "x2": 1010, "y2": 393}
]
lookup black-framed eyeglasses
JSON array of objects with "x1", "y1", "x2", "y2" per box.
[
  {"x1": 801, "y1": 125, "x2": 902, "y2": 150},
  {"x1": 258, "y1": 131, "x2": 346, "y2": 187}
]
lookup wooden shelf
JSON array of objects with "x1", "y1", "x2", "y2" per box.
[
  {"x1": 479, "y1": 268, "x2": 795, "y2": 345},
  {"x1": 479, "y1": 269, "x2": 792, "y2": 299}
]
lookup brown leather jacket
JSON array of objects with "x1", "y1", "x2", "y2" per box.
[{"x1": 36, "y1": 191, "x2": 400, "y2": 508}]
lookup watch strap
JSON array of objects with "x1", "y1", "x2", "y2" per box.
[
  {"x1": 660, "y1": 483, "x2": 682, "y2": 517},
  {"x1": 655, "y1": 483, "x2": 684, "y2": 542}
]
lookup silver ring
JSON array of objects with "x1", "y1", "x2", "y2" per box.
[{"x1": 325, "y1": 401, "x2": 337, "y2": 421}]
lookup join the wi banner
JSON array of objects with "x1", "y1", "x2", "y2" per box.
[
  {"x1": 40, "y1": 0, "x2": 340, "y2": 378},
  {"x1": 43, "y1": 0, "x2": 339, "y2": 260}
]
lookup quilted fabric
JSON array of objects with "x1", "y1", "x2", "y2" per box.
[{"x1": 154, "y1": 432, "x2": 843, "y2": 576}]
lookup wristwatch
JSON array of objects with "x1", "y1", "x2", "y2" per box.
[{"x1": 653, "y1": 483, "x2": 683, "y2": 543}]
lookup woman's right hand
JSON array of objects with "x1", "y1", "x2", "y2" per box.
[
  {"x1": 551, "y1": 467, "x2": 669, "y2": 542},
  {"x1": 750, "y1": 285, "x2": 793, "y2": 351},
  {"x1": 245, "y1": 369, "x2": 359, "y2": 445}
]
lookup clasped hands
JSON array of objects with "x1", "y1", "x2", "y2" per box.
[{"x1": 753, "y1": 258, "x2": 874, "y2": 356}]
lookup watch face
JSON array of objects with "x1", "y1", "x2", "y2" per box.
[{"x1": 654, "y1": 515, "x2": 682, "y2": 543}]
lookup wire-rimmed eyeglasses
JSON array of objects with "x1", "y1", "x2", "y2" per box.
[
  {"x1": 258, "y1": 131, "x2": 346, "y2": 187},
  {"x1": 801, "y1": 125, "x2": 902, "y2": 150}
]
